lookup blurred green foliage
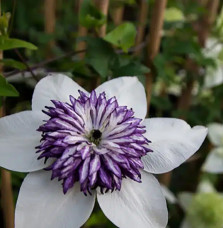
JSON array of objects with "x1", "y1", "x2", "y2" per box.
[
  {"x1": 79, "y1": 0, "x2": 106, "y2": 29},
  {"x1": 0, "y1": 74, "x2": 19, "y2": 97}
]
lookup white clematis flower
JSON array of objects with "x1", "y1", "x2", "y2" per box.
[
  {"x1": 203, "y1": 38, "x2": 223, "y2": 88},
  {"x1": 0, "y1": 74, "x2": 207, "y2": 228},
  {"x1": 202, "y1": 123, "x2": 223, "y2": 173}
]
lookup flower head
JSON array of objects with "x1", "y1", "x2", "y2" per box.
[
  {"x1": 0, "y1": 74, "x2": 207, "y2": 228},
  {"x1": 37, "y1": 90, "x2": 151, "y2": 194},
  {"x1": 202, "y1": 123, "x2": 223, "y2": 173}
]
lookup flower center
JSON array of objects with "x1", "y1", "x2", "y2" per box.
[
  {"x1": 92, "y1": 129, "x2": 102, "y2": 139},
  {"x1": 89, "y1": 129, "x2": 102, "y2": 146},
  {"x1": 36, "y1": 90, "x2": 152, "y2": 195}
]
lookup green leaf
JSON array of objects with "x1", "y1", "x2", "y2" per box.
[
  {"x1": 104, "y1": 22, "x2": 136, "y2": 52},
  {"x1": 113, "y1": 62, "x2": 150, "y2": 76},
  {"x1": 79, "y1": 0, "x2": 106, "y2": 28},
  {"x1": 0, "y1": 37, "x2": 37, "y2": 51},
  {"x1": 164, "y1": 7, "x2": 185, "y2": 22},
  {"x1": 0, "y1": 59, "x2": 26, "y2": 70},
  {"x1": 0, "y1": 75, "x2": 19, "y2": 97},
  {"x1": 84, "y1": 38, "x2": 116, "y2": 78},
  {"x1": 151, "y1": 96, "x2": 172, "y2": 111},
  {"x1": 218, "y1": 48, "x2": 223, "y2": 62},
  {"x1": 0, "y1": 12, "x2": 11, "y2": 36}
]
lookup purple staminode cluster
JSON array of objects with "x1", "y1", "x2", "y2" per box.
[{"x1": 37, "y1": 90, "x2": 151, "y2": 195}]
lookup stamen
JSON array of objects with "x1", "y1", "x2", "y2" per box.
[
  {"x1": 92, "y1": 129, "x2": 102, "y2": 140},
  {"x1": 37, "y1": 90, "x2": 152, "y2": 195}
]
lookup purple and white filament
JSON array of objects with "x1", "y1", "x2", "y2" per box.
[{"x1": 36, "y1": 90, "x2": 152, "y2": 195}]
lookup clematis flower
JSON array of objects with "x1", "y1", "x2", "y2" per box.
[
  {"x1": 202, "y1": 123, "x2": 223, "y2": 173},
  {"x1": 0, "y1": 74, "x2": 207, "y2": 228},
  {"x1": 179, "y1": 180, "x2": 223, "y2": 228},
  {"x1": 203, "y1": 38, "x2": 223, "y2": 88}
]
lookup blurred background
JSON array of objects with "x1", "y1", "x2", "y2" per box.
[{"x1": 1, "y1": 0, "x2": 223, "y2": 227}]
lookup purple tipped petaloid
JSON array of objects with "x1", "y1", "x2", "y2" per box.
[{"x1": 37, "y1": 90, "x2": 152, "y2": 195}]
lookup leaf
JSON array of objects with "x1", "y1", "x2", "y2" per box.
[
  {"x1": 79, "y1": 0, "x2": 106, "y2": 28},
  {"x1": 164, "y1": 7, "x2": 185, "y2": 22},
  {"x1": 72, "y1": 61, "x2": 92, "y2": 79},
  {"x1": 104, "y1": 22, "x2": 136, "y2": 52},
  {"x1": 0, "y1": 12, "x2": 11, "y2": 36},
  {"x1": 151, "y1": 96, "x2": 172, "y2": 111},
  {"x1": 154, "y1": 54, "x2": 166, "y2": 78},
  {"x1": 0, "y1": 75, "x2": 19, "y2": 97},
  {"x1": 84, "y1": 37, "x2": 116, "y2": 78},
  {"x1": 113, "y1": 62, "x2": 150, "y2": 76},
  {"x1": 0, "y1": 59, "x2": 26, "y2": 70},
  {"x1": 218, "y1": 48, "x2": 223, "y2": 62},
  {"x1": 0, "y1": 37, "x2": 37, "y2": 51}
]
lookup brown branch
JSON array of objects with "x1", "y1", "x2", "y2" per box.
[
  {"x1": 14, "y1": 49, "x2": 38, "y2": 82},
  {"x1": 111, "y1": 5, "x2": 124, "y2": 26},
  {"x1": 135, "y1": 0, "x2": 149, "y2": 56},
  {"x1": 44, "y1": 0, "x2": 56, "y2": 58},
  {"x1": 76, "y1": 0, "x2": 88, "y2": 59},
  {"x1": 146, "y1": 0, "x2": 167, "y2": 114},
  {"x1": 1, "y1": 169, "x2": 14, "y2": 228},
  {"x1": 94, "y1": 0, "x2": 110, "y2": 37},
  {"x1": 93, "y1": 0, "x2": 110, "y2": 87},
  {"x1": 0, "y1": 34, "x2": 14, "y2": 228},
  {"x1": 5, "y1": 49, "x2": 86, "y2": 78},
  {"x1": 197, "y1": 0, "x2": 220, "y2": 47}
]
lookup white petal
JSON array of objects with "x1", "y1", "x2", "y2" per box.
[
  {"x1": 97, "y1": 171, "x2": 168, "y2": 228},
  {"x1": 0, "y1": 111, "x2": 50, "y2": 172},
  {"x1": 202, "y1": 147, "x2": 223, "y2": 173},
  {"x1": 32, "y1": 73, "x2": 88, "y2": 111},
  {"x1": 178, "y1": 192, "x2": 193, "y2": 211},
  {"x1": 95, "y1": 77, "x2": 147, "y2": 119},
  {"x1": 15, "y1": 171, "x2": 96, "y2": 228},
  {"x1": 142, "y1": 118, "x2": 207, "y2": 174},
  {"x1": 204, "y1": 63, "x2": 223, "y2": 88},
  {"x1": 207, "y1": 123, "x2": 223, "y2": 146}
]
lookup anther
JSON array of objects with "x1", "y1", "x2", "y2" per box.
[{"x1": 92, "y1": 129, "x2": 102, "y2": 140}]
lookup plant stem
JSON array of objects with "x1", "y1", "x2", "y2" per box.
[
  {"x1": 135, "y1": 0, "x2": 149, "y2": 56},
  {"x1": 146, "y1": 0, "x2": 167, "y2": 114},
  {"x1": 94, "y1": 0, "x2": 110, "y2": 37},
  {"x1": 94, "y1": 0, "x2": 110, "y2": 87},
  {"x1": 44, "y1": 0, "x2": 56, "y2": 58},
  {"x1": 76, "y1": 0, "x2": 88, "y2": 59},
  {"x1": 111, "y1": 5, "x2": 124, "y2": 26},
  {"x1": 14, "y1": 49, "x2": 38, "y2": 82},
  {"x1": 5, "y1": 49, "x2": 86, "y2": 78},
  {"x1": 0, "y1": 26, "x2": 14, "y2": 228},
  {"x1": 1, "y1": 169, "x2": 14, "y2": 228},
  {"x1": 197, "y1": 0, "x2": 220, "y2": 47}
]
